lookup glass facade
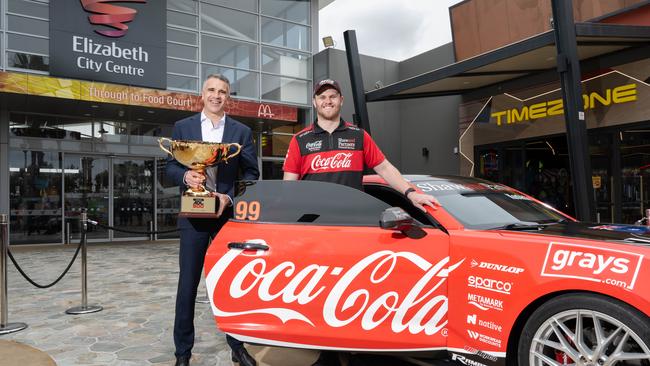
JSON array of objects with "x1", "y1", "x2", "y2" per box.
[
  {"x1": 165, "y1": 0, "x2": 312, "y2": 104},
  {"x1": 1, "y1": 0, "x2": 313, "y2": 245}
]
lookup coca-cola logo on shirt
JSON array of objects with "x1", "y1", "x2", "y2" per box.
[
  {"x1": 310, "y1": 152, "x2": 353, "y2": 171},
  {"x1": 206, "y1": 246, "x2": 464, "y2": 337}
]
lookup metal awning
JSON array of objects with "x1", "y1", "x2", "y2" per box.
[{"x1": 365, "y1": 22, "x2": 650, "y2": 102}]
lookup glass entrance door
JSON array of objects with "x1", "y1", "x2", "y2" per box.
[
  {"x1": 113, "y1": 158, "x2": 154, "y2": 239},
  {"x1": 621, "y1": 129, "x2": 650, "y2": 224},
  {"x1": 64, "y1": 155, "x2": 110, "y2": 241}
]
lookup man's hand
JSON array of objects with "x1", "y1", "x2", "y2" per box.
[
  {"x1": 213, "y1": 192, "x2": 231, "y2": 218},
  {"x1": 184, "y1": 170, "x2": 205, "y2": 189},
  {"x1": 407, "y1": 192, "x2": 440, "y2": 212}
]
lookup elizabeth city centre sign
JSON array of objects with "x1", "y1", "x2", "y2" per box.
[{"x1": 50, "y1": 0, "x2": 166, "y2": 89}]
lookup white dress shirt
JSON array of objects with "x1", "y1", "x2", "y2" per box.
[
  {"x1": 198, "y1": 112, "x2": 233, "y2": 206},
  {"x1": 201, "y1": 112, "x2": 226, "y2": 142}
]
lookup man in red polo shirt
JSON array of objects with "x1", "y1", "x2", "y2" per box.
[
  {"x1": 283, "y1": 79, "x2": 439, "y2": 366},
  {"x1": 284, "y1": 78, "x2": 438, "y2": 212}
]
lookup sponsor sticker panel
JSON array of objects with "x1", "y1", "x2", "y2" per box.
[{"x1": 541, "y1": 242, "x2": 644, "y2": 290}]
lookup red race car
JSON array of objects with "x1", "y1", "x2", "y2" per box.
[{"x1": 204, "y1": 175, "x2": 650, "y2": 366}]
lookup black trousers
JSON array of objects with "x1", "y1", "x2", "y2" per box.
[{"x1": 173, "y1": 217, "x2": 243, "y2": 358}]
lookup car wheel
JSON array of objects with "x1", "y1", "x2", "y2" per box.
[{"x1": 517, "y1": 293, "x2": 650, "y2": 366}]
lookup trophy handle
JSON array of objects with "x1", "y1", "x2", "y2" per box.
[
  {"x1": 158, "y1": 137, "x2": 173, "y2": 156},
  {"x1": 224, "y1": 143, "x2": 242, "y2": 161}
]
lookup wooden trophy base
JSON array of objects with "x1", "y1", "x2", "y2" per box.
[{"x1": 179, "y1": 195, "x2": 220, "y2": 218}]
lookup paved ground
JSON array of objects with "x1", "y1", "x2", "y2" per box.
[{"x1": 1, "y1": 241, "x2": 322, "y2": 366}]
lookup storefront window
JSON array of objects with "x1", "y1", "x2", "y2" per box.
[
  {"x1": 10, "y1": 114, "x2": 87, "y2": 140},
  {"x1": 64, "y1": 155, "x2": 109, "y2": 241},
  {"x1": 9, "y1": 150, "x2": 63, "y2": 245},
  {"x1": 262, "y1": 160, "x2": 285, "y2": 179},
  {"x1": 201, "y1": 3, "x2": 258, "y2": 41},
  {"x1": 157, "y1": 158, "x2": 179, "y2": 239},
  {"x1": 7, "y1": 52, "x2": 48, "y2": 71},
  {"x1": 113, "y1": 159, "x2": 154, "y2": 239}
]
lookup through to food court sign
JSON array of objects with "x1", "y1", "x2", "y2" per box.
[{"x1": 49, "y1": 0, "x2": 166, "y2": 89}]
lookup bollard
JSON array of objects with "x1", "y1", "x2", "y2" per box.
[
  {"x1": 148, "y1": 220, "x2": 154, "y2": 241},
  {"x1": 65, "y1": 221, "x2": 71, "y2": 244},
  {"x1": 66, "y1": 211, "x2": 103, "y2": 315},
  {"x1": 0, "y1": 214, "x2": 28, "y2": 334}
]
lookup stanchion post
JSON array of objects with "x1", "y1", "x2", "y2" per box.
[
  {"x1": 65, "y1": 221, "x2": 71, "y2": 244},
  {"x1": 0, "y1": 213, "x2": 28, "y2": 334},
  {"x1": 66, "y1": 211, "x2": 102, "y2": 315},
  {"x1": 148, "y1": 220, "x2": 154, "y2": 241}
]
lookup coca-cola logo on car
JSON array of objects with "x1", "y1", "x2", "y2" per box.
[
  {"x1": 541, "y1": 242, "x2": 644, "y2": 290},
  {"x1": 205, "y1": 246, "x2": 465, "y2": 338},
  {"x1": 310, "y1": 152, "x2": 354, "y2": 172}
]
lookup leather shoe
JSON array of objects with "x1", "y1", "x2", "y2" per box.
[
  {"x1": 175, "y1": 355, "x2": 190, "y2": 366},
  {"x1": 231, "y1": 346, "x2": 257, "y2": 366}
]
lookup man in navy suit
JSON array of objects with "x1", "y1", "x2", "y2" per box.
[{"x1": 166, "y1": 74, "x2": 259, "y2": 366}]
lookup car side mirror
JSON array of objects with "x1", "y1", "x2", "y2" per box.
[{"x1": 380, "y1": 207, "x2": 427, "y2": 239}]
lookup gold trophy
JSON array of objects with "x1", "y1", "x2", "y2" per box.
[{"x1": 159, "y1": 138, "x2": 241, "y2": 218}]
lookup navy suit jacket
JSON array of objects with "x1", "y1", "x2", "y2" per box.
[{"x1": 165, "y1": 113, "x2": 260, "y2": 229}]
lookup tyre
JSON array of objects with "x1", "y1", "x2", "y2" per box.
[{"x1": 517, "y1": 293, "x2": 650, "y2": 366}]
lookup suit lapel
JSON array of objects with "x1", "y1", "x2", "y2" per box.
[
  {"x1": 192, "y1": 114, "x2": 203, "y2": 141},
  {"x1": 222, "y1": 116, "x2": 235, "y2": 143}
]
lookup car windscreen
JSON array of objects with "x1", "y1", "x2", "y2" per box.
[{"x1": 413, "y1": 181, "x2": 566, "y2": 230}]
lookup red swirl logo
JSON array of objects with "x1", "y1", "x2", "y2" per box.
[{"x1": 80, "y1": 0, "x2": 146, "y2": 38}]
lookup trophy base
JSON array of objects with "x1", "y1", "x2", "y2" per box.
[{"x1": 179, "y1": 195, "x2": 220, "y2": 218}]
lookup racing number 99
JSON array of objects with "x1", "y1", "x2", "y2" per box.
[{"x1": 235, "y1": 201, "x2": 260, "y2": 221}]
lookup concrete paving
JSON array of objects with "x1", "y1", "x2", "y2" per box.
[{"x1": 1, "y1": 241, "x2": 321, "y2": 366}]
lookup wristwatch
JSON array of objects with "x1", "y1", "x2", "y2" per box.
[{"x1": 404, "y1": 187, "x2": 416, "y2": 197}]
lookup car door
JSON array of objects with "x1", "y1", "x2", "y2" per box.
[{"x1": 204, "y1": 180, "x2": 457, "y2": 352}]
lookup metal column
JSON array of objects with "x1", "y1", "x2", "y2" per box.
[
  {"x1": 551, "y1": 0, "x2": 596, "y2": 222},
  {"x1": 343, "y1": 30, "x2": 371, "y2": 134}
]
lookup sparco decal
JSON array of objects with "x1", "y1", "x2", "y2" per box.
[
  {"x1": 451, "y1": 353, "x2": 488, "y2": 366},
  {"x1": 468, "y1": 276, "x2": 512, "y2": 294},
  {"x1": 541, "y1": 242, "x2": 644, "y2": 290},
  {"x1": 467, "y1": 293, "x2": 503, "y2": 311},
  {"x1": 206, "y1": 248, "x2": 465, "y2": 335},
  {"x1": 471, "y1": 259, "x2": 524, "y2": 274},
  {"x1": 310, "y1": 153, "x2": 353, "y2": 172}
]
